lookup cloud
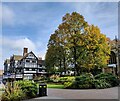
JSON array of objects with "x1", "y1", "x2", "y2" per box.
[
  {"x1": 72, "y1": 2, "x2": 117, "y2": 24},
  {"x1": 0, "y1": 36, "x2": 46, "y2": 69},
  {"x1": 2, "y1": 4, "x2": 15, "y2": 26},
  {"x1": 2, "y1": 37, "x2": 36, "y2": 51},
  {"x1": 1, "y1": 36, "x2": 46, "y2": 59},
  {"x1": 70, "y1": 2, "x2": 118, "y2": 39}
]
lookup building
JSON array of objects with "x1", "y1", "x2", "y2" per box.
[
  {"x1": 0, "y1": 70, "x2": 3, "y2": 76},
  {"x1": 3, "y1": 48, "x2": 46, "y2": 81},
  {"x1": 103, "y1": 38, "x2": 120, "y2": 77},
  {"x1": 4, "y1": 59, "x2": 10, "y2": 75}
]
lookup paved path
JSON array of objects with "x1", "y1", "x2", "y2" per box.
[{"x1": 34, "y1": 87, "x2": 119, "y2": 99}]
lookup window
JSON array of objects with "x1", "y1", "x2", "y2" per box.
[
  {"x1": 32, "y1": 60, "x2": 36, "y2": 63},
  {"x1": 29, "y1": 54, "x2": 33, "y2": 57},
  {"x1": 28, "y1": 54, "x2": 34, "y2": 58},
  {"x1": 19, "y1": 69, "x2": 21, "y2": 72},
  {"x1": 39, "y1": 64, "x2": 42, "y2": 67},
  {"x1": 26, "y1": 60, "x2": 30, "y2": 62},
  {"x1": 39, "y1": 69, "x2": 42, "y2": 72},
  {"x1": 32, "y1": 68, "x2": 35, "y2": 71},
  {"x1": 26, "y1": 68, "x2": 29, "y2": 71}
]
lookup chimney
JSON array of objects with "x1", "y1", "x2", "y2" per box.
[
  {"x1": 38, "y1": 57, "x2": 42, "y2": 60},
  {"x1": 23, "y1": 48, "x2": 28, "y2": 56}
]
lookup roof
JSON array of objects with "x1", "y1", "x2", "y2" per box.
[
  {"x1": 13, "y1": 55, "x2": 23, "y2": 60},
  {"x1": 4, "y1": 59, "x2": 10, "y2": 64},
  {"x1": 38, "y1": 60, "x2": 45, "y2": 65},
  {"x1": 10, "y1": 55, "x2": 23, "y2": 61},
  {"x1": 0, "y1": 70, "x2": 3, "y2": 76},
  {"x1": 20, "y1": 51, "x2": 38, "y2": 60}
]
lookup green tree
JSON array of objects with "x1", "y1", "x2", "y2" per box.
[
  {"x1": 45, "y1": 12, "x2": 110, "y2": 76},
  {"x1": 45, "y1": 31, "x2": 68, "y2": 75},
  {"x1": 58, "y1": 12, "x2": 88, "y2": 75}
]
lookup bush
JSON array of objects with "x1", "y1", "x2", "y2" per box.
[
  {"x1": 64, "y1": 73, "x2": 94, "y2": 89},
  {"x1": 15, "y1": 80, "x2": 37, "y2": 98},
  {"x1": 58, "y1": 76, "x2": 75, "y2": 84},
  {"x1": 63, "y1": 73, "x2": 118, "y2": 89},
  {"x1": 1, "y1": 82, "x2": 25, "y2": 101},
  {"x1": 93, "y1": 79, "x2": 111, "y2": 89},
  {"x1": 75, "y1": 73, "x2": 94, "y2": 89},
  {"x1": 64, "y1": 81, "x2": 74, "y2": 88},
  {"x1": 95, "y1": 73, "x2": 119, "y2": 87},
  {"x1": 50, "y1": 75, "x2": 59, "y2": 80}
]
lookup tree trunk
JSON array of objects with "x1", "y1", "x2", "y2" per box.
[
  {"x1": 59, "y1": 59, "x2": 62, "y2": 75},
  {"x1": 63, "y1": 56, "x2": 66, "y2": 74},
  {"x1": 73, "y1": 46, "x2": 78, "y2": 76}
]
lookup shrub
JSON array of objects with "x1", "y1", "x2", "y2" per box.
[
  {"x1": 1, "y1": 82, "x2": 25, "y2": 101},
  {"x1": 63, "y1": 77, "x2": 75, "y2": 88},
  {"x1": 63, "y1": 73, "x2": 118, "y2": 89},
  {"x1": 15, "y1": 80, "x2": 37, "y2": 98},
  {"x1": 50, "y1": 75, "x2": 59, "y2": 80},
  {"x1": 64, "y1": 73, "x2": 94, "y2": 89},
  {"x1": 58, "y1": 76, "x2": 75, "y2": 84},
  {"x1": 95, "y1": 73, "x2": 119, "y2": 87},
  {"x1": 93, "y1": 79, "x2": 111, "y2": 89},
  {"x1": 64, "y1": 81, "x2": 73, "y2": 88},
  {"x1": 75, "y1": 73, "x2": 94, "y2": 89},
  {"x1": 46, "y1": 78, "x2": 54, "y2": 83}
]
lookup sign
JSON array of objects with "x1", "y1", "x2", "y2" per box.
[{"x1": 108, "y1": 64, "x2": 116, "y2": 68}]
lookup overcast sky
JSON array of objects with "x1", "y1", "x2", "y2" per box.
[{"x1": 0, "y1": 2, "x2": 118, "y2": 70}]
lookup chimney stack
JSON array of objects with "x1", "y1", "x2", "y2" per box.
[
  {"x1": 38, "y1": 57, "x2": 42, "y2": 60},
  {"x1": 23, "y1": 48, "x2": 28, "y2": 56}
]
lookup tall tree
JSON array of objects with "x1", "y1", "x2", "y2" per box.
[
  {"x1": 58, "y1": 12, "x2": 88, "y2": 75},
  {"x1": 45, "y1": 30, "x2": 68, "y2": 74},
  {"x1": 45, "y1": 12, "x2": 110, "y2": 76}
]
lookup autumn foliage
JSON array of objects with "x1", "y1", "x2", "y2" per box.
[{"x1": 45, "y1": 12, "x2": 110, "y2": 75}]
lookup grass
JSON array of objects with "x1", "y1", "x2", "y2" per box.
[
  {"x1": 36, "y1": 82, "x2": 64, "y2": 89},
  {"x1": 47, "y1": 84, "x2": 64, "y2": 89}
]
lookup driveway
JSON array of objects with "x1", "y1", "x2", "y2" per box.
[{"x1": 33, "y1": 87, "x2": 119, "y2": 99}]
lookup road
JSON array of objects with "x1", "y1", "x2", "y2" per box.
[{"x1": 32, "y1": 87, "x2": 119, "y2": 99}]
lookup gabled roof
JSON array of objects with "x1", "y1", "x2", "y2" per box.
[{"x1": 20, "y1": 51, "x2": 38, "y2": 60}]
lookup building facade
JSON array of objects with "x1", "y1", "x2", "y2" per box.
[
  {"x1": 3, "y1": 48, "x2": 46, "y2": 81},
  {"x1": 103, "y1": 38, "x2": 120, "y2": 77}
]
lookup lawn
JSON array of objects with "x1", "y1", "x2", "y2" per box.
[{"x1": 47, "y1": 84, "x2": 64, "y2": 89}]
